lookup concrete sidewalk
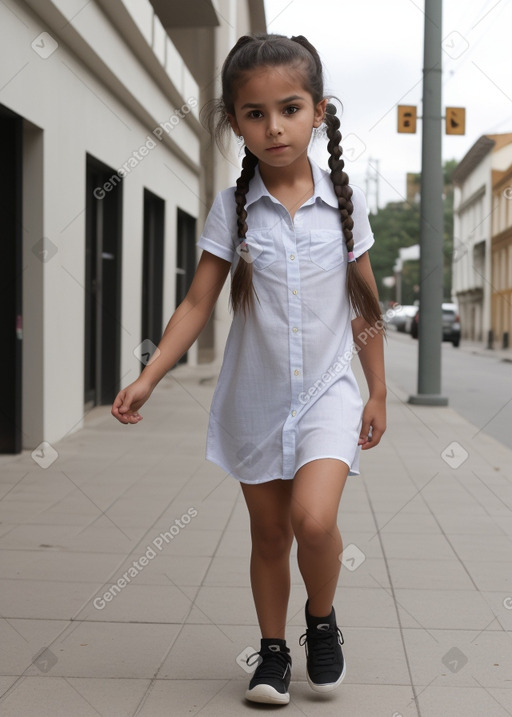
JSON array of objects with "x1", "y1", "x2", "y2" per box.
[
  {"x1": 0, "y1": 357, "x2": 511, "y2": 717},
  {"x1": 457, "y1": 339, "x2": 512, "y2": 363}
]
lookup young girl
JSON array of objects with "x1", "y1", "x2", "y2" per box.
[{"x1": 112, "y1": 33, "x2": 386, "y2": 706}]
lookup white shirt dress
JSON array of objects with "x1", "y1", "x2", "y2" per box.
[{"x1": 197, "y1": 158, "x2": 375, "y2": 484}]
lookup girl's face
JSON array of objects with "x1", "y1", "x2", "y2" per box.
[{"x1": 228, "y1": 65, "x2": 327, "y2": 171}]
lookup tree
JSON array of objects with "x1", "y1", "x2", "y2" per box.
[{"x1": 368, "y1": 159, "x2": 456, "y2": 305}]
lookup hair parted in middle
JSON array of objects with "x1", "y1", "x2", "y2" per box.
[{"x1": 201, "y1": 32, "x2": 383, "y2": 329}]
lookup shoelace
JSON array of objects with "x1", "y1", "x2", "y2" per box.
[
  {"x1": 246, "y1": 649, "x2": 290, "y2": 678},
  {"x1": 299, "y1": 626, "x2": 344, "y2": 666}
]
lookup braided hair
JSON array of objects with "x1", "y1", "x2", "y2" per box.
[
  {"x1": 202, "y1": 33, "x2": 383, "y2": 327},
  {"x1": 323, "y1": 102, "x2": 383, "y2": 326},
  {"x1": 232, "y1": 146, "x2": 259, "y2": 314}
]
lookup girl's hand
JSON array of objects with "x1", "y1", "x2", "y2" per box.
[
  {"x1": 358, "y1": 396, "x2": 386, "y2": 450},
  {"x1": 111, "y1": 378, "x2": 154, "y2": 425}
]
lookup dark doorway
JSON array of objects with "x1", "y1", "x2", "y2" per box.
[
  {"x1": 175, "y1": 208, "x2": 196, "y2": 364},
  {"x1": 84, "y1": 155, "x2": 123, "y2": 408},
  {"x1": 0, "y1": 106, "x2": 23, "y2": 453},
  {"x1": 141, "y1": 189, "x2": 165, "y2": 359}
]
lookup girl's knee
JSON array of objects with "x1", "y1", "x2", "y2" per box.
[
  {"x1": 293, "y1": 514, "x2": 339, "y2": 551},
  {"x1": 251, "y1": 522, "x2": 293, "y2": 560}
]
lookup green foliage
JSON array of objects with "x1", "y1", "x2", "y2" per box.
[{"x1": 368, "y1": 159, "x2": 456, "y2": 305}]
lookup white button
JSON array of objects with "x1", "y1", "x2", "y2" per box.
[
  {"x1": 294, "y1": 370, "x2": 300, "y2": 376},
  {"x1": 292, "y1": 327, "x2": 298, "y2": 333},
  {"x1": 291, "y1": 410, "x2": 297, "y2": 417},
  {"x1": 292, "y1": 289, "x2": 298, "y2": 295},
  {"x1": 290, "y1": 254, "x2": 295, "y2": 260}
]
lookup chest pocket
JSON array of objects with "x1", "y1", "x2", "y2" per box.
[
  {"x1": 245, "y1": 230, "x2": 277, "y2": 270},
  {"x1": 309, "y1": 230, "x2": 345, "y2": 271}
]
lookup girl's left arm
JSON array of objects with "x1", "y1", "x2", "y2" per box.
[{"x1": 351, "y1": 251, "x2": 387, "y2": 450}]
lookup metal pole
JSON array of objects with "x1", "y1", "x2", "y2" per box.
[{"x1": 409, "y1": 0, "x2": 448, "y2": 406}]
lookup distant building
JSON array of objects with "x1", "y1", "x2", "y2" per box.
[
  {"x1": 406, "y1": 173, "x2": 421, "y2": 203},
  {"x1": 491, "y1": 165, "x2": 512, "y2": 347},
  {"x1": 452, "y1": 134, "x2": 512, "y2": 344},
  {"x1": 0, "y1": 0, "x2": 265, "y2": 453}
]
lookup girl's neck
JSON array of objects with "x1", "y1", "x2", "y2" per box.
[
  {"x1": 258, "y1": 152, "x2": 313, "y2": 193},
  {"x1": 258, "y1": 153, "x2": 315, "y2": 221}
]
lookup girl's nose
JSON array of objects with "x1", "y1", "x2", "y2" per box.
[{"x1": 267, "y1": 117, "x2": 283, "y2": 136}]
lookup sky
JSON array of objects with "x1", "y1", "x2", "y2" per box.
[{"x1": 262, "y1": 0, "x2": 512, "y2": 209}]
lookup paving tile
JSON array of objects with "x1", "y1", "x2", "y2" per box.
[
  {"x1": 385, "y1": 558, "x2": 475, "y2": 590},
  {"x1": 463, "y1": 560, "x2": 512, "y2": 591},
  {"x1": 139, "y1": 679, "x2": 420, "y2": 717},
  {"x1": 328, "y1": 586, "x2": 401, "y2": 629},
  {"x1": 0, "y1": 523, "x2": 148, "y2": 554},
  {"x1": 434, "y1": 511, "x2": 507, "y2": 535},
  {"x1": 379, "y1": 531, "x2": 458, "y2": 561},
  {"x1": 401, "y1": 627, "x2": 512, "y2": 689},
  {"x1": 0, "y1": 578, "x2": 107, "y2": 620},
  {"x1": 415, "y1": 685, "x2": 512, "y2": 717},
  {"x1": 0, "y1": 676, "x2": 150, "y2": 717},
  {"x1": 78, "y1": 583, "x2": 199, "y2": 624},
  {"x1": 341, "y1": 626, "x2": 410, "y2": 686},
  {"x1": 372, "y1": 510, "x2": 441, "y2": 534},
  {"x1": 445, "y1": 533, "x2": 512, "y2": 563},
  {"x1": 393, "y1": 588, "x2": 499, "y2": 630},
  {"x1": 0, "y1": 548, "x2": 124, "y2": 582},
  {"x1": 23, "y1": 621, "x2": 180, "y2": 679}
]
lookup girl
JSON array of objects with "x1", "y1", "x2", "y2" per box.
[{"x1": 112, "y1": 33, "x2": 386, "y2": 706}]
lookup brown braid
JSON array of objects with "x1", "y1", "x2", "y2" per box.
[
  {"x1": 323, "y1": 104, "x2": 383, "y2": 329},
  {"x1": 232, "y1": 146, "x2": 259, "y2": 314}
]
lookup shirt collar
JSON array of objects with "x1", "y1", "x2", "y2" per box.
[{"x1": 245, "y1": 157, "x2": 339, "y2": 210}]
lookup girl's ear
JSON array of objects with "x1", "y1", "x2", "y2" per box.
[
  {"x1": 227, "y1": 113, "x2": 241, "y2": 137},
  {"x1": 313, "y1": 98, "x2": 329, "y2": 128}
]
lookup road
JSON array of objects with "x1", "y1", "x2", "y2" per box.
[{"x1": 383, "y1": 329, "x2": 512, "y2": 450}]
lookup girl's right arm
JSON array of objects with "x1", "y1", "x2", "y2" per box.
[{"x1": 111, "y1": 250, "x2": 231, "y2": 424}]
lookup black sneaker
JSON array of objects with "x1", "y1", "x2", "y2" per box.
[
  {"x1": 245, "y1": 639, "x2": 292, "y2": 705},
  {"x1": 299, "y1": 600, "x2": 346, "y2": 692}
]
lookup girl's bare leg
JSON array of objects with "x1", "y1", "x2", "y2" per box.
[
  {"x1": 240, "y1": 479, "x2": 294, "y2": 638},
  {"x1": 290, "y1": 459, "x2": 349, "y2": 617}
]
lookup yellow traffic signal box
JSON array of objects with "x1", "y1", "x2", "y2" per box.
[
  {"x1": 445, "y1": 107, "x2": 465, "y2": 135},
  {"x1": 397, "y1": 105, "x2": 417, "y2": 133}
]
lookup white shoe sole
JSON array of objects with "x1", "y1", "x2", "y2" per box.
[
  {"x1": 245, "y1": 684, "x2": 290, "y2": 704},
  {"x1": 307, "y1": 660, "x2": 346, "y2": 693}
]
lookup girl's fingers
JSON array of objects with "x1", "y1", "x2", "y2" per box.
[
  {"x1": 111, "y1": 390, "x2": 143, "y2": 424},
  {"x1": 358, "y1": 416, "x2": 372, "y2": 445}
]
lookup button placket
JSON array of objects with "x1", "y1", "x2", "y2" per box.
[{"x1": 282, "y1": 221, "x2": 304, "y2": 477}]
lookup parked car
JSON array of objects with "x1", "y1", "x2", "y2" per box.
[
  {"x1": 411, "y1": 302, "x2": 461, "y2": 347},
  {"x1": 385, "y1": 304, "x2": 419, "y2": 333}
]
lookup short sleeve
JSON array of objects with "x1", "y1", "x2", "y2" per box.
[
  {"x1": 351, "y1": 185, "x2": 375, "y2": 258},
  {"x1": 197, "y1": 189, "x2": 237, "y2": 263},
  {"x1": 350, "y1": 186, "x2": 375, "y2": 321}
]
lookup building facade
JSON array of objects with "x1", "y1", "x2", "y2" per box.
[
  {"x1": 452, "y1": 134, "x2": 512, "y2": 344},
  {"x1": 491, "y1": 166, "x2": 512, "y2": 347},
  {"x1": 0, "y1": 0, "x2": 265, "y2": 453}
]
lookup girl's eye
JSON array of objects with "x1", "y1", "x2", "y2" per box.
[
  {"x1": 284, "y1": 105, "x2": 299, "y2": 115},
  {"x1": 248, "y1": 110, "x2": 263, "y2": 119}
]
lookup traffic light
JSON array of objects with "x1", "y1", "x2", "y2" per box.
[
  {"x1": 397, "y1": 105, "x2": 417, "y2": 133},
  {"x1": 445, "y1": 107, "x2": 465, "y2": 135}
]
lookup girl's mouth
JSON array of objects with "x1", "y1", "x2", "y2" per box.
[{"x1": 267, "y1": 145, "x2": 288, "y2": 152}]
